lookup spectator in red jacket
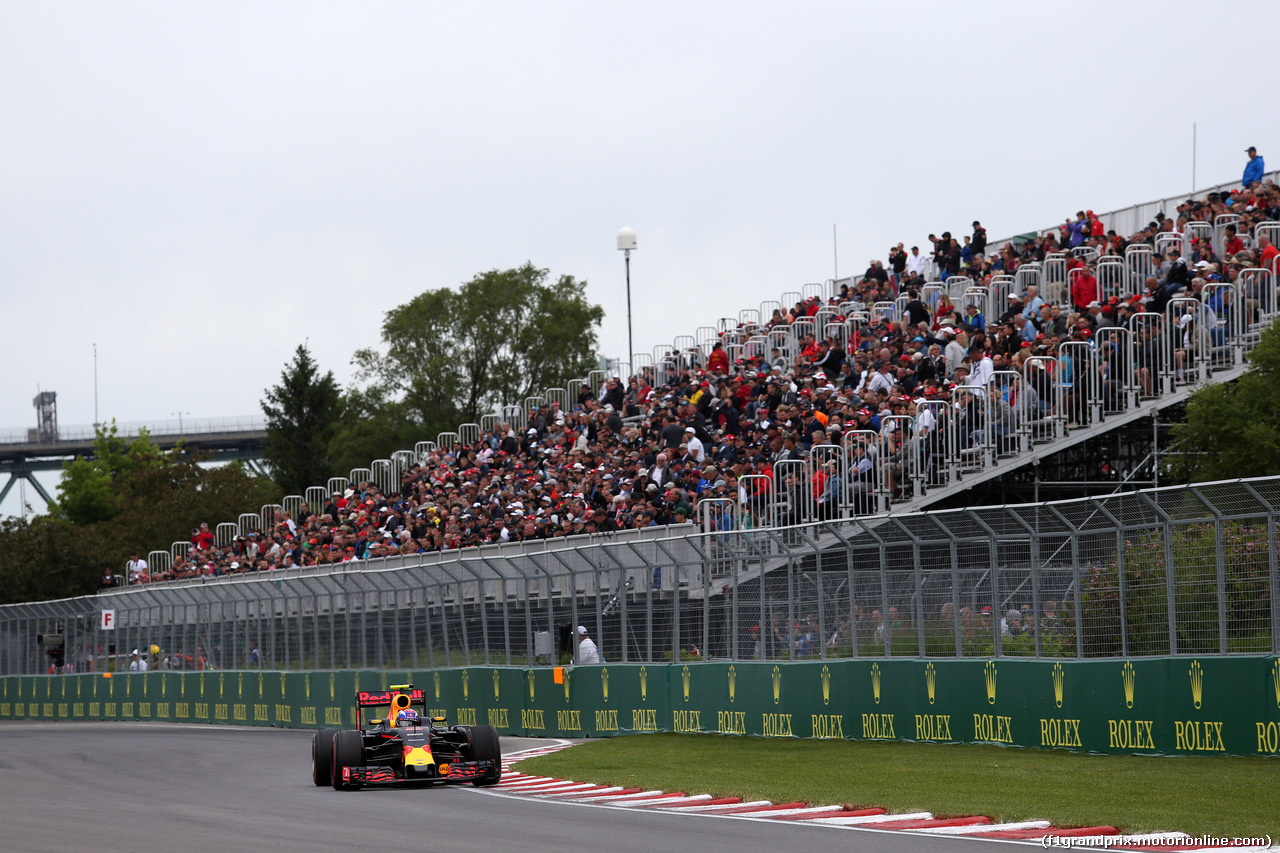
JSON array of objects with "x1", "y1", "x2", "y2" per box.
[
  {"x1": 190, "y1": 522, "x2": 215, "y2": 550},
  {"x1": 1071, "y1": 265, "x2": 1098, "y2": 312},
  {"x1": 706, "y1": 342, "x2": 730, "y2": 375}
]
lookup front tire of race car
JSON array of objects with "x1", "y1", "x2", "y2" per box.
[
  {"x1": 466, "y1": 724, "x2": 502, "y2": 787},
  {"x1": 331, "y1": 730, "x2": 365, "y2": 791},
  {"x1": 313, "y1": 728, "x2": 338, "y2": 786}
]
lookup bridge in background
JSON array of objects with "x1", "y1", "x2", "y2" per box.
[{"x1": 0, "y1": 416, "x2": 267, "y2": 509}]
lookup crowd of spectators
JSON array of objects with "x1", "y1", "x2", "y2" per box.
[{"x1": 125, "y1": 172, "x2": 1280, "y2": 584}]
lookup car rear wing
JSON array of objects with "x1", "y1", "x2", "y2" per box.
[{"x1": 355, "y1": 688, "x2": 426, "y2": 709}]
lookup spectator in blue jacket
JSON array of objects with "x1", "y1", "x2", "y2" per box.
[{"x1": 1243, "y1": 146, "x2": 1265, "y2": 188}]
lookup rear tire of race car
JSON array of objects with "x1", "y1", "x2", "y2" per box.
[
  {"x1": 313, "y1": 728, "x2": 338, "y2": 786},
  {"x1": 467, "y1": 724, "x2": 502, "y2": 787},
  {"x1": 331, "y1": 730, "x2": 364, "y2": 791}
]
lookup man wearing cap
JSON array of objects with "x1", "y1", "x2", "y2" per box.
[
  {"x1": 129, "y1": 649, "x2": 148, "y2": 672},
  {"x1": 575, "y1": 625, "x2": 601, "y2": 664},
  {"x1": 1243, "y1": 146, "x2": 1265, "y2": 188}
]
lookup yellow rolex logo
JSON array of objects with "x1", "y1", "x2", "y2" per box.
[
  {"x1": 435, "y1": 672, "x2": 442, "y2": 700},
  {"x1": 1122, "y1": 661, "x2": 1135, "y2": 709},
  {"x1": 925, "y1": 662, "x2": 936, "y2": 705},
  {"x1": 602, "y1": 668, "x2": 609, "y2": 703},
  {"x1": 237, "y1": 672, "x2": 243, "y2": 697},
  {"x1": 62, "y1": 679, "x2": 67, "y2": 698},
  {"x1": 1189, "y1": 660, "x2": 1203, "y2": 710},
  {"x1": 871, "y1": 663, "x2": 881, "y2": 704},
  {"x1": 328, "y1": 672, "x2": 334, "y2": 700},
  {"x1": 221, "y1": 673, "x2": 226, "y2": 698},
  {"x1": 727, "y1": 665, "x2": 736, "y2": 703},
  {"x1": 527, "y1": 670, "x2": 535, "y2": 701},
  {"x1": 304, "y1": 675, "x2": 310, "y2": 701},
  {"x1": 821, "y1": 665, "x2": 831, "y2": 706},
  {"x1": 682, "y1": 666, "x2": 691, "y2": 702},
  {"x1": 493, "y1": 669, "x2": 500, "y2": 701},
  {"x1": 258, "y1": 671, "x2": 264, "y2": 697},
  {"x1": 1052, "y1": 662, "x2": 1064, "y2": 709},
  {"x1": 77, "y1": 679, "x2": 82, "y2": 698},
  {"x1": 640, "y1": 666, "x2": 648, "y2": 701},
  {"x1": 771, "y1": 665, "x2": 782, "y2": 705},
  {"x1": 984, "y1": 661, "x2": 997, "y2": 705},
  {"x1": 1272, "y1": 662, "x2": 1279, "y2": 709},
  {"x1": 462, "y1": 670, "x2": 469, "y2": 701},
  {"x1": 563, "y1": 669, "x2": 571, "y2": 703},
  {"x1": 281, "y1": 673, "x2": 287, "y2": 699}
]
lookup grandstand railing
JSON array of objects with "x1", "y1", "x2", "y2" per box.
[
  {"x1": 111, "y1": 255, "x2": 1279, "y2": 587},
  {"x1": 3, "y1": 477, "x2": 1276, "y2": 675}
]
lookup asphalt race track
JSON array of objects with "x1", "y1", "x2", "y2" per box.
[{"x1": 0, "y1": 721, "x2": 997, "y2": 853}]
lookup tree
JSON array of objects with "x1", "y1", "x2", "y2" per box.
[
  {"x1": 261, "y1": 344, "x2": 343, "y2": 494},
  {"x1": 54, "y1": 422, "x2": 174, "y2": 525},
  {"x1": 352, "y1": 263, "x2": 604, "y2": 439},
  {"x1": 1, "y1": 423, "x2": 280, "y2": 604},
  {"x1": 326, "y1": 386, "x2": 419, "y2": 478},
  {"x1": 1168, "y1": 319, "x2": 1280, "y2": 482}
]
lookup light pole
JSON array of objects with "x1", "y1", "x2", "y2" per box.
[
  {"x1": 617, "y1": 227, "x2": 637, "y2": 374},
  {"x1": 172, "y1": 411, "x2": 189, "y2": 435}
]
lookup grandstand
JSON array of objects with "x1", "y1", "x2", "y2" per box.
[
  {"x1": 4, "y1": 171, "x2": 1279, "y2": 675},
  {"x1": 118, "y1": 168, "x2": 1279, "y2": 587}
]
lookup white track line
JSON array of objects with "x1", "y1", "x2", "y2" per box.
[
  {"x1": 749, "y1": 805, "x2": 845, "y2": 819},
  {"x1": 609, "y1": 793, "x2": 701, "y2": 807},
  {"x1": 496, "y1": 777, "x2": 564, "y2": 788},
  {"x1": 808, "y1": 811, "x2": 934, "y2": 826},
  {"x1": 500, "y1": 781, "x2": 582, "y2": 793},
  {"x1": 923, "y1": 821, "x2": 1052, "y2": 835},
  {"x1": 571, "y1": 789, "x2": 664, "y2": 802},
  {"x1": 660, "y1": 800, "x2": 772, "y2": 812},
  {"x1": 539, "y1": 786, "x2": 628, "y2": 798},
  {"x1": 523, "y1": 783, "x2": 601, "y2": 795}
]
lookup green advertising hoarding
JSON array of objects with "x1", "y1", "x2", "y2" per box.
[{"x1": 3, "y1": 656, "x2": 1278, "y2": 757}]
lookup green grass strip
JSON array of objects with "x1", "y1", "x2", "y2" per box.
[{"x1": 515, "y1": 734, "x2": 1280, "y2": 836}]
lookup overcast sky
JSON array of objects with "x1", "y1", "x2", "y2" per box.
[{"x1": 3, "y1": 1, "x2": 1278, "y2": 515}]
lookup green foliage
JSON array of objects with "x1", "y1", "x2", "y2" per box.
[
  {"x1": 1169, "y1": 318, "x2": 1280, "y2": 482},
  {"x1": 2, "y1": 424, "x2": 278, "y2": 604},
  {"x1": 326, "y1": 385, "x2": 421, "y2": 478},
  {"x1": 54, "y1": 422, "x2": 173, "y2": 525},
  {"x1": 1073, "y1": 522, "x2": 1272, "y2": 656},
  {"x1": 261, "y1": 344, "x2": 343, "y2": 494},
  {"x1": 351, "y1": 263, "x2": 604, "y2": 439},
  {"x1": 0, "y1": 515, "x2": 110, "y2": 606}
]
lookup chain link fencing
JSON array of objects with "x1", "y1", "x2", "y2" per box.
[{"x1": 3, "y1": 478, "x2": 1278, "y2": 675}]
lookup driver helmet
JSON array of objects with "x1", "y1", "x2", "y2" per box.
[{"x1": 397, "y1": 708, "x2": 420, "y2": 725}]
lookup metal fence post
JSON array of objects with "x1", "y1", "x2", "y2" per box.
[
  {"x1": 1215, "y1": 517, "x2": 1228, "y2": 654},
  {"x1": 1117, "y1": 527, "x2": 1129, "y2": 658},
  {"x1": 1271, "y1": 511, "x2": 1280, "y2": 655},
  {"x1": 1164, "y1": 522, "x2": 1179, "y2": 656}
]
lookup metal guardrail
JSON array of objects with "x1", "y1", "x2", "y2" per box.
[{"x1": 3, "y1": 477, "x2": 1275, "y2": 675}]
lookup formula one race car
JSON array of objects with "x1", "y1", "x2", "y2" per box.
[{"x1": 312, "y1": 683, "x2": 502, "y2": 790}]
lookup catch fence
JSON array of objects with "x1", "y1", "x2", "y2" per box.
[{"x1": 4, "y1": 478, "x2": 1277, "y2": 676}]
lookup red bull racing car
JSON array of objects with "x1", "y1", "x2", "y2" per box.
[{"x1": 312, "y1": 683, "x2": 502, "y2": 790}]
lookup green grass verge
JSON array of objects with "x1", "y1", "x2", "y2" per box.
[{"x1": 514, "y1": 734, "x2": 1280, "y2": 837}]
